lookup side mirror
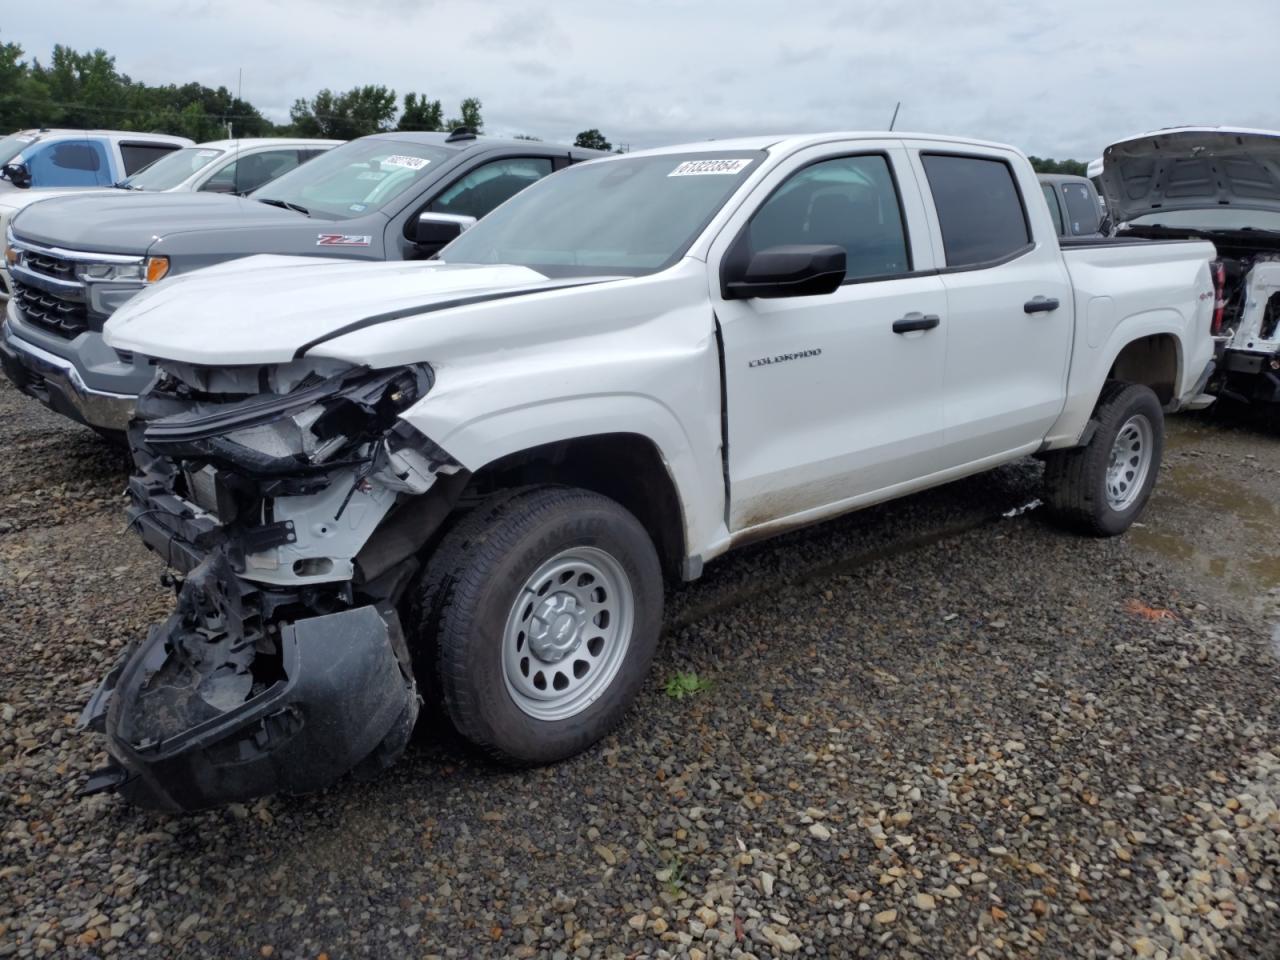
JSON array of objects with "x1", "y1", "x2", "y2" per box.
[
  {"x1": 723, "y1": 244, "x2": 846, "y2": 300},
  {"x1": 2, "y1": 161, "x2": 31, "y2": 189},
  {"x1": 415, "y1": 212, "x2": 477, "y2": 248}
]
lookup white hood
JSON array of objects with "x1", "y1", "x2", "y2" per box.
[
  {"x1": 104, "y1": 256, "x2": 567, "y2": 364},
  {"x1": 1100, "y1": 127, "x2": 1280, "y2": 224}
]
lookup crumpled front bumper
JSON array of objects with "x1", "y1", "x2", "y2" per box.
[{"x1": 80, "y1": 555, "x2": 420, "y2": 813}]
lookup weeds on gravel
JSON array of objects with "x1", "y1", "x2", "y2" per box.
[
  {"x1": 664, "y1": 671, "x2": 712, "y2": 700},
  {"x1": 644, "y1": 839, "x2": 687, "y2": 895}
]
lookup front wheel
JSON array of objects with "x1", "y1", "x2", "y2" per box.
[
  {"x1": 1043, "y1": 381, "x2": 1164, "y2": 536},
  {"x1": 410, "y1": 486, "x2": 664, "y2": 766}
]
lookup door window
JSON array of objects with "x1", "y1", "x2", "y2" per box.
[
  {"x1": 201, "y1": 149, "x2": 304, "y2": 195},
  {"x1": 741, "y1": 154, "x2": 911, "y2": 281},
  {"x1": 428, "y1": 157, "x2": 554, "y2": 220},
  {"x1": 921, "y1": 154, "x2": 1031, "y2": 267},
  {"x1": 119, "y1": 142, "x2": 181, "y2": 175},
  {"x1": 1060, "y1": 182, "x2": 1100, "y2": 235},
  {"x1": 25, "y1": 140, "x2": 109, "y2": 186}
]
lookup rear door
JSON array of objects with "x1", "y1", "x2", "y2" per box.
[
  {"x1": 908, "y1": 146, "x2": 1072, "y2": 464},
  {"x1": 709, "y1": 142, "x2": 950, "y2": 530}
]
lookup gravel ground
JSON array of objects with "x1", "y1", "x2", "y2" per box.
[{"x1": 2, "y1": 377, "x2": 1279, "y2": 960}]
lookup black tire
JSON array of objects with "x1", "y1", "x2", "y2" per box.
[
  {"x1": 1043, "y1": 381, "x2": 1164, "y2": 536},
  {"x1": 409, "y1": 486, "x2": 663, "y2": 766}
]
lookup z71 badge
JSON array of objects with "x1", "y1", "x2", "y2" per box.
[{"x1": 316, "y1": 234, "x2": 372, "y2": 247}]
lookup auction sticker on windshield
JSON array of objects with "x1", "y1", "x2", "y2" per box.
[
  {"x1": 669, "y1": 159, "x2": 753, "y2": 177},
  {"x1": 316, "y1": 234, "x2": 372, "y2": 246},
  {"x1": 383, "y1": 155, "x2": 430, "y2": 171}
]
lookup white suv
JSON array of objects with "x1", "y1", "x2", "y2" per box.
[{"x1": 113, "y1": 137, "x2": 343, "y2": 195}]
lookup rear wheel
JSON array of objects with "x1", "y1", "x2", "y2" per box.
[
  {"x1": 1043, "y1": 381, "x2": 1164, "y2": 536},
  {"x1": 410, "y1": 486, "x2": 663, "y2": 765}
]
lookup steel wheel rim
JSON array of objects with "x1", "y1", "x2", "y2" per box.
[
  {"x1": 1105, "y1": 413, "x2": 1153, "y2": 511},
  {"x1": 501, "y1": 546, "x2": 634, "y2": 721}
]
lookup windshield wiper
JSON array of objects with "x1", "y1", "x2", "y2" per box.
[{"x1": 257, "y1": 197, "x2": 310, "y2": 217}]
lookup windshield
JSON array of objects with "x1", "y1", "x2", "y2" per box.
[
  {"x1": 251, "y1": 138, "x2": 454, "y2": 220},
  {"x1": 0, "y1": 133, "x2": 37, "y2": 167},
  {"x1": 1127, "y1": 209, "x2": 1280, "y2": 233},
  {"x1": 121, "y1": 146, "x2": 224, "y2": 190},
  {"x1": 440, "y1": 151, "x2": 765, "y2": 276}
]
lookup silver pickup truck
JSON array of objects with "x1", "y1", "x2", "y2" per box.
[{"x1": 1, "y1": 130, "x2": 601, "y2": 435}]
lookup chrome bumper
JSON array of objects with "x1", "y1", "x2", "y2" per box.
[{"x1": 0, "y1": 317, "x2": 136, "y2": 431}]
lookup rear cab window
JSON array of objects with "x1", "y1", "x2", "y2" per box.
[
  {"x1": 921, "y1": 153, "x2": 1031, "y2": 268},
  {"x1": 119, "y1": 142, "x2": 182, "y2": 176},
  {"x1": 1060, "y1": 182, "x2": 1100, "y2": 235}
]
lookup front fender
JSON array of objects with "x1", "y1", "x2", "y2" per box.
[{"x1": 401, "y1": 389, "x2": 725, "y2": 559}]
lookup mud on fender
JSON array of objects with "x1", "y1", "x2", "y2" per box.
[{"x1": 82, "y1": 603, "x2": 420, "y2": 813}]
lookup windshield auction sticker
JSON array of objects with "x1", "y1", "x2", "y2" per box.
[
  {"x1": 668, "y1": 158, "x2": 752, "y2": 177},
  {"x1": 382, "y1": 155, "x2": 430, "y2": 171}
]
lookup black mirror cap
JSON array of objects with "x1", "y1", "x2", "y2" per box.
[
  {"x1": 2, "y1": 162, "x2": 31, "y2": 189},
  {"x1": 414, "y1": 212, "x2": 477, "y2": 248},
  {"x1": 723, "y1": 244, "x2": 846, "y2": 300}
]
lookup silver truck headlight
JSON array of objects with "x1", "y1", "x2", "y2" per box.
[{"x1": 79, "y1": 256, "x2": 168, "y2": 283}]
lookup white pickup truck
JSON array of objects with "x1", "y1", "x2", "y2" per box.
[{"x1": 81, "y1": 132, "x2": 1218, "y2": 812}]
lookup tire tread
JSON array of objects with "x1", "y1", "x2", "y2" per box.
[
  {"x1": 412, "y1": 485, "x2": 661, "y2": 766},
  {"x1": 1043, "y1": 381, "x2": 1162, "y2": 536}
]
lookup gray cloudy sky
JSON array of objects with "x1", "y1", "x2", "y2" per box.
[{"x1": 8, "y1": 0, "x2": 1279, "y2": 158}]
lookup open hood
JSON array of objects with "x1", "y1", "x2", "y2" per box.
[
  {"x1": 1100, "y1": 127, "x2": 1280, "y2": 225},
  {"x1": 104, "y1": 256, "x2": 579, "y2": 364}
]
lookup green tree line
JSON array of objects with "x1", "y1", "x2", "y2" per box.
[
  {"x1": 0, "y1": 35, "x2": 494, "y2": 142},
  {"x1": 2, "y1": 35, "x2": 1090, "y2": 168},
  {"x1": 1028, "y1": 156, "x2": 1089, "y2": 177}
]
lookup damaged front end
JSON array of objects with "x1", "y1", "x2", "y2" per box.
[{"x1": 81, "y1": 359, "x2": 464, "y2": 812}]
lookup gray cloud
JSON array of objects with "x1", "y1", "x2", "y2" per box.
[{"x1": 6, "y1": 0, "x2": 1278, "y2": 158}]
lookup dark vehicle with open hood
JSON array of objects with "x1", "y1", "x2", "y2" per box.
[
  {"x1": 1100, "y1": 127, "x2": 1280, "y2": 406},
  {"x1": 0, "y1": 129, "x2": 602, "y2": 436}
]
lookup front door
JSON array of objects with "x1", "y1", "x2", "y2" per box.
[{"x1": 711, "y1": 146, "x2": 950, "y2": 531}]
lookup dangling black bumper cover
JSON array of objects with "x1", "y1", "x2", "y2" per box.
[{"x1": 79, "y1": 590, "x2": 419, "y2": 814}]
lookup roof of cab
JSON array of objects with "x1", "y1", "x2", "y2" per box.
[
  {"x1": 618, "y1": 131, "x2": 1022, "y2": 158},
  {"x1": 361, "y1": 130, "x2": 601, "y2": 154},
  {"x1": 12, "y1": 128, "x2": 192, "y2": 144},
  {"x1": 195, "y1": 138, "x2": 345, "y2": 150}
]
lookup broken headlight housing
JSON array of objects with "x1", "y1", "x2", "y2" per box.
[{"x1": 142, "y1": 363, "x2": 435, "y2": 476}]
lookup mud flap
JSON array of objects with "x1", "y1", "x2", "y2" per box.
[{"x1": 81, "y1": 603, "x2": 420, "y2": 813}]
